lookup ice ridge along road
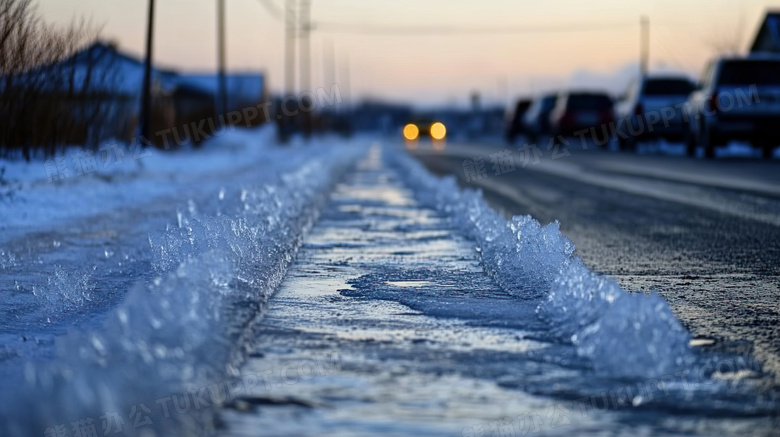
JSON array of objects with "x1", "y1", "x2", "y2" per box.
[
  {"x1": 0, "y1": 133, "x2": 365, "y2": 436},
  {"x1": 217, "y1": 145, "x2": 778, "y2": 437}
]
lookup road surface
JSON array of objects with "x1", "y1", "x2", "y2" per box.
[
  {"x1": 412, "y1": 138, "x2": 780, "y2": 389},
  {"x1": 2, "y1": 134, "x2": 778, "y2": 436},
  {"x1": 215, "y1": 143, "x2": 778, "y2": 436}
]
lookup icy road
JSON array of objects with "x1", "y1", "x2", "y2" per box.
[
  {"x1": 414, "y1": 140, "x2": 780, "y2": 388},
  {"x1": 0, "y1": 131, "x2": 778, "y2": 436}
]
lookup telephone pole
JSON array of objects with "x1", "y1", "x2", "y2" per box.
[
  {"x1": 299, "y1": 0, "x2": 311, "y2": 93},
  {"x1": 140, "y1": 0, "x2": 155, "y2": 144},
  {"x1": 284, "y1": 0, "x2": 297, "y2": 96},
  {"x1": 341, "y1": 54, "x2": 350, "y2": 113},
  {"x1": 299, "y1": 0, "x2": 312, "y2": 137},
  {"x1": 217, "y1": 0, "x2": 228, "y2": 114},
  {"x1": 640, "y1": 15, "x2": 649, "y2": 77}
]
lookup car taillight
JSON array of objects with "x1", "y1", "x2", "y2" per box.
[{"x1": 634, "y1": 103, "x2": 643, "y2": 116}]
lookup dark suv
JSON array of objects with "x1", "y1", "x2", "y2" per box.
[{"x1": 685, "y1": 56, "x2": 780, "y2": 159}]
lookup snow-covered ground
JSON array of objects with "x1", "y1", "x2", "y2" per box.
[
  {"x1": 0, "y1": 128, "x2": 281, "y2": 243},
  {"x1": 0, "y1": 134, "x2": 776, "y2": 436},
  {"x1": 0, "y1": 129, "x2": 365, "y2": 435}
]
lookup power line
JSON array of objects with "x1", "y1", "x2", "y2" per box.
[
  {"x1": 255, "y1": 0, "x2": 284, "y2": 21},
  {"x1": 311, "y1": 21, "x2": 636, "y2": 36}
]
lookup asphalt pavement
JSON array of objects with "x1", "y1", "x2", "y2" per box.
[{"x1": 412, "y1": 138, "x2": 780, "y2": 389}]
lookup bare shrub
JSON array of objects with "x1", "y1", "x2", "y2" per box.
[{"x1": 0, "y1": 0, "x2": 113, "y2": 160}]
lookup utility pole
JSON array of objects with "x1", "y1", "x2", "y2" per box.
[
  {"x1": 323, "y1": 39, "x2": 335, "y2": 111},
  {"x1": 217, "y1": 0, "x2": 228, "y2": 115},
  {"x1": 284, "y1": 0, "x2": 297, "y2": 97},
  {"x1": 299, "y1": 0, "x2": 312, "y2": 137},
  {"x1": 139, "y1": 0, "x2": 155, "y2": 145},
  {"x1": 299, "y1": 0, "x2": 311, "y2": 93},
  {"x1": 341, "y1": 54, "x2": 350, "y2": 114},
  {"x1": 640, "y1": 15, "x2": 649, "y2": 78}
]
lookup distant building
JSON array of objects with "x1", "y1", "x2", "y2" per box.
[
  {"x1": 749, "y1": 11, "x2": 780, "y2": 54},
  {"x1": 65, "y1": 41, "x2": 179, "y2": 98},
  {"x1": 4, "y1": 40, "x2": 267, "y2": 149},
  {"x1": 64, "y1": 41, "x2": 267, "y2": 113},
  {"x1": 176, "y1": 73, "x2": 265, "y2": 114},
  {"x1": 0, "y1": 40, "x2": 172, "y2": 150},
  {"x1": 65, "y1": 41, "x2": 180, "y2": 142}
]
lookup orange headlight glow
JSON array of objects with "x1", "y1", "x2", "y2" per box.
[
  {"x1": 403, "y1": 124, "x2": 419, "y2": 141},
  {"x1": 430, "y1": 122, "x2": 446, "y2": 140}
]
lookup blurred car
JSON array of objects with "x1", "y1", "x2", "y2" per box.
[
  {"x1": 614, "y1": 75, "x2": 695, "y2": 150},
  {"x1": 522, "y1": 93, "x2": 557, "y2": 143},
  {"x1": 549, "y1": 91, "x2": 614, "y2": 138},
  {"x1": 686, "y1": 55, "x2": 780, "y2": 159},
  {"x1": 402, "y1": 118, "x2": 447, "y2": 142},
  {"x1": 504, "y1": 98, "x2": 532, "y2": 144}
]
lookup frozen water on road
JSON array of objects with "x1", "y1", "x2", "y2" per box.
[
  {"x1": 416, "y1": 138, "x2": 780, "y2": 390},
  {"x1": 220, "y1": 145, "x2": 581, "y2": 436},
  {"x1": 394, "y1": 147, "x2": 693, "y2": 378},
  {"x1": 0, "y1": 135, "x2": 777, "y2": 436},
  {"x1": 219, "y1": 145, "x2": 778, "y2": 436}
]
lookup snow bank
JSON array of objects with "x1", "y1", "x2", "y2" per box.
[
  {"x1": 389, "y1": 148, "x2": 693, "y2": 378},
  {"x1": 1, "y1": 138, "x2": 363, "y2": 436},
  {"x1": 0, "y1": 126, "x2": 279, "y2": 244}
]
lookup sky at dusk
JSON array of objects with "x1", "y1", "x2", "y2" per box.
[{"x1": 37, "y1": 0, "x2": 780, "y2": 107}]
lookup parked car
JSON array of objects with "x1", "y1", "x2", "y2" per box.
[
  {"x1": 522, "y1": 93, "x2": 557, "y2": 143},
  {"x1": 549, "y1": 91, "x2": 614, "y2": 139},
  {"x1": 504, "y1": 98, "x2": 532, "y2": 144},
  {"x1": 614, "y1": 75, "x2": 695, "y2": 150},
  {"x1": 686, "y1": 55, "x2": 780, "y2": 159}
]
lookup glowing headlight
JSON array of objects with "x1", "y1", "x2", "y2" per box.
[
  {"x1": 430, "y1": 122, "x2": 446, "y2": 140},
  {"x1": 403, "y1": 124, "x2": 419, "y2": 141}
]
